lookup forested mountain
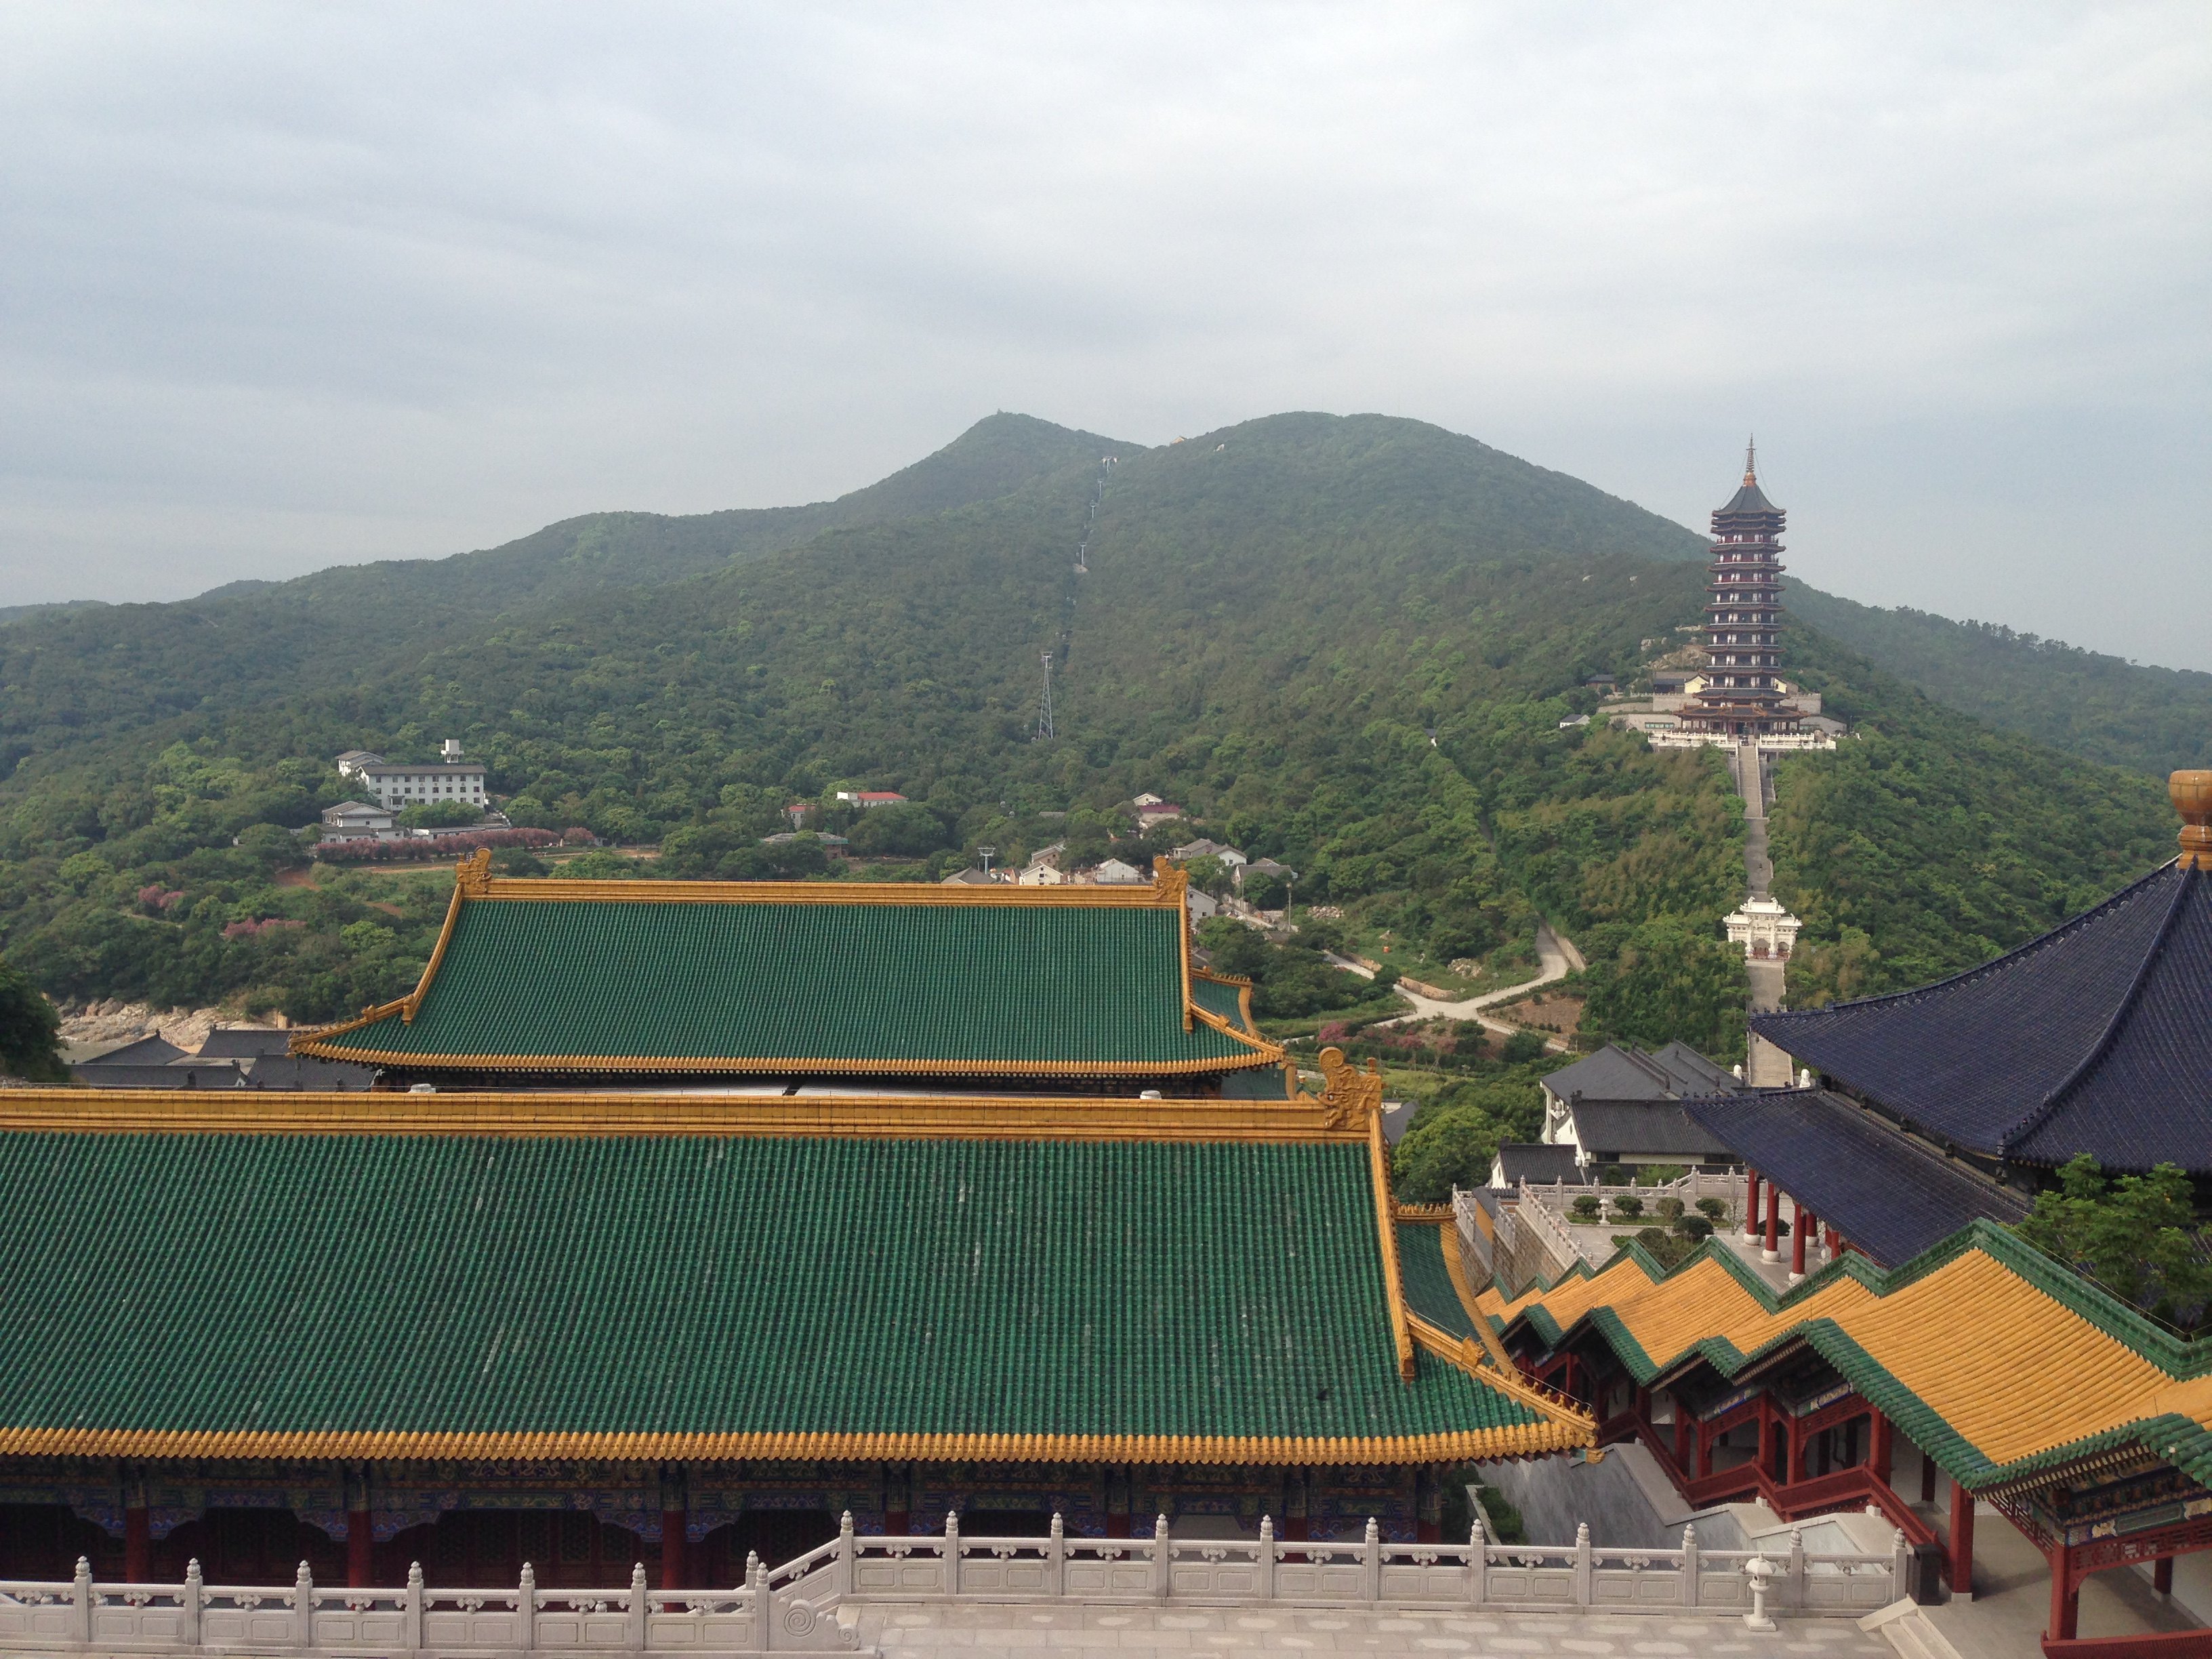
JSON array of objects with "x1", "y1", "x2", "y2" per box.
[
  {"x1": 1788, "y1": 586, "x2": 2212, "y2": 776},
  {"x1": 0, "y1": 411, "x2": 2177, "y2": 1065},
  {"x1": 0, "y1": 412, "x2": 1124, "y2": 776}
]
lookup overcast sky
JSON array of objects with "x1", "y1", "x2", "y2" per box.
[{"x1": 3, "y1": 3, "x2": 2207, "y2": 668}]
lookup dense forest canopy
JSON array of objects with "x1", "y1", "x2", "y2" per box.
[{"x1": 0, "y1": 411, "x2": 2179, "y2": 1056}]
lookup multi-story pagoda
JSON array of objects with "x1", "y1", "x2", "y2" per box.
[{"x1": 1683, "y1": 441, "x2": 1803, "y2": 739}]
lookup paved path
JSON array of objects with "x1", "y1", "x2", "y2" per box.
[
  {"x1": 1366, "y1": 923, "x2": 1582, "y2": 1046},
  {"x1": 1731, "y1": 741, "x2": 1788, "y2": 1043},
  {"x1": 855, "y1": 1602, "x2": 1894, "y2": 1656}
]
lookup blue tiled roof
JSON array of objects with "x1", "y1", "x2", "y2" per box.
[
  {"x1": 1750, "y1": 864, "x2": 2211, "y2": 1172},
  {"x1": 1680, "y1": 1090, "x2": 2032, "y2": 1267}
]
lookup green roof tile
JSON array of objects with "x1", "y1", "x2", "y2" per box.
[
  {"x1": 308, "y1": 892, "x2": 1273, "y2": 1074},
  {"x1": 1396, "y1": 1222, "x2": 1478, "y2": 1340},
  {"x1": 0, "y1": 1134, "x2": 1542, "y2": 1457}
]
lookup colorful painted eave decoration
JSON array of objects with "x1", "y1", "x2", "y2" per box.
[{"x1": 1479, "y1": 1220, "x2": 2212, "y2": 1495}]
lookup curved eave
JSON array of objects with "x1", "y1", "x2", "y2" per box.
[
  {"x1": 287, "y1": 1042, "x2": 1282, "y2": 1077},
  {"x1": 0, "y1": 1420, "x2": 1587, "y2": 1468},
  {"x1": 1480, "y1": 1222, "x2": 2212, "y2": 1495}
]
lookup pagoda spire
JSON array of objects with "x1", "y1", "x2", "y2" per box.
[{"x1": 1742, "y1": 435, "x2": 1757, "y2": 486}]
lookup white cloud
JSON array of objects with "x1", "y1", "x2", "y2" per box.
[{"x1": 1, "y1": 1, "x2": 2206, "y2": 664}]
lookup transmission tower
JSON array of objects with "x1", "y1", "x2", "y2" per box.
[{"x1": 1035, "y1": 653, "x2": 1056, "y2": 741}]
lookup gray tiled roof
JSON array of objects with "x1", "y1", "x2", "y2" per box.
[
  {"x1": 1753, "y1": 862, "x2": 2211, "y2": 1172},
  {"x1": 1681, "y1": 1090, "x2": 2032, "y2": 1268}
]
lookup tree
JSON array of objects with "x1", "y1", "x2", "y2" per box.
[
  {"x1": 2017, "y1": 1155, "x2": 2211, "y2": 1330},
  {"x1": 1389, "y1": 1105, "x2": 1503, "y2": 1205},
  {"x1": 846, "y1": 803, "x2": 954, "y2": 858},
  {"x1": 0, "y1": 959, "x2": 66, "y2": 1082},
  {"x1": 396, "y1": 800, "x2": 483, "y2": 829},
  {"x1": 1500, "y1": 1029, "x2": 1547, "y2": 1065}
]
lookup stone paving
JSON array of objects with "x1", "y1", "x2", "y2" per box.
[{"x1": 852, "y1": 1602, "x2": 1897, "y2": 1657}]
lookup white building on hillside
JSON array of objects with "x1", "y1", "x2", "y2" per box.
[{"x1": 348, "y1": 739, "x2": 488, "y2": 813}]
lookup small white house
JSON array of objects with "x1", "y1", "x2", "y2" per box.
[
  {"x1": 319, "y1": 801, "x2": 395, "y2": 842},
  {"x1": 1090, "y1": 858, "x2": 1146, "y2": 885}
]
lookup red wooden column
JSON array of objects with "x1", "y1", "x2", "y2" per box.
[
  {"x1": 1790, "y1": 1209, "x2": 1810, "y2": 1279},
  {"x1": 1921, "y1": 1453, "x2": 1936, "y2": 1504},
  {"x1": 346, "y1": 1467, "x2": 373, "y2": 1588},
  {"x1": 123, "y1": 1509, "x2": 150, "y2": 1584},
  {"x1": 1744, "y1": 1169, "x2": 1763, "y2": 1239},
  {"x1": 1948, "y1": 1478, "x2": 1975, "y2": 1596},
  {"x1": 2048, "y1": 1540, "x2": 2078, "y2": 1641},
  {"x1": 2155, "y1": 1555, "x2": 2175, "y2": 1595},
  {"x1": 1755, "y1": 1401, "x2": 1774, "y2": 1482},
  {"x1": 1868, "y1": 1410, "x2": 1893, "y2": 1488},
  {"x1": 658, "y1": 1466, "x2": 686, "y2": 1591},
  {"x1": 1762, "y1": 1189, "x2": 1782, "y2": 1263},
  {"x1": 1673, "y1": 1404, "x2": 1692, "y2": 1470}
]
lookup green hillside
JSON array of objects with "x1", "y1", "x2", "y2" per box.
[
  {"x1": 1788, "y1": 586, "x2": 2212, "y2": 776},
  {"x1": 0, "y1": 411, "x2": 2178, "y2": 1059},
  {"x1": 0, "y1": 412, "x2": 1125, "y2": 777}
]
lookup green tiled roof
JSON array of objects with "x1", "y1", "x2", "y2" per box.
[
  {"x1": 1189, "y1": 972, "x2": 1252, "y2": 1033},
  {"x1": 305, "y1": 890, "x2": 1275, "y2": 1074},
  {"x1": 1396, "y1": 1222, "x2": 1479, "y2": 1340},
  {"x1": 0, "y1": 1133, "x2": 1550, "y2": 1460}
]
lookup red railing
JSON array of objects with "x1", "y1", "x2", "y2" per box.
[
  {"x1": 2043, "y1": 1633, "x2": 2212, "y2": 1658},
  {"x1": 1610, "y1": 1416, "x2": 1936, "y2": 1547}
]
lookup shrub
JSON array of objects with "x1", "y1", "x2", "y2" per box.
[
  {"x1": 1695, "y1": 1197, "x2": 1729, "y2": 1223},
  {"x1": 1500, "y1": 1029, "x2": 1548, "y2": 1065},
  {"x1": 1672, "y1": 1214, "x2": 1714, "y2": 1242},
  {"x1": 1656, "y1": 1196, "x2": 1685, "y2": 1222},
  {"x1": 1569, "y1": 1195, "x2": 1601, "y2": 1223},
  {"x1": 1611, "y1": 1195, "x2": 1645, "y2": 1220}
]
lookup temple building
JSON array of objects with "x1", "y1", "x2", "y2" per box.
[
  {"x1": 0, "y1": 1057, "x2": 1586, "y2": 1586},
  {"x1": 0, "y1": 855, "x2": 1592, "y2": 1588},
  {"x1": 1681, "y1": 443, "x2": 1807, "y2": 741},
  {"x1": 292, "y1": 854, "x2": 1285, "y2": 1096},
  {"x1": 1615, "y1": 768, "x2": 2212, "y2": 1644}
]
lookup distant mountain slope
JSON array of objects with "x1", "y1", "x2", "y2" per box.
[
  {"x1": 0, "y1": 413, "x2": 1132, "y2": 775},
  {"x1": 0, "y1": 408, "x2": 2175, "y2": 1058},
  {"x1": 1787, "y1": 586, "x2": 2212, "y2": 775}
]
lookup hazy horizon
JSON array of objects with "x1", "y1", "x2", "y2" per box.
[{"x1": 4, "y1": 5, "x2": 2206, "y2": 668}]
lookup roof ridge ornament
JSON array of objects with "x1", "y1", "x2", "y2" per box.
[
  {"x1": 2173, "y1": 770, "x2": 2212, "y2": 871},
  {"x1": 1311, "y1": 1045, "x2": 1384, "y2": 1130},
  {"x1": 455, "y1": 847, "x2": 493, "y2": 897}
]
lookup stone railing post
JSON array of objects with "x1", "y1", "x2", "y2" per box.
[
  {"x1": 1467, "y1": 1515, "x2": 1486, "y2": 1605},
  {"x1": 1361, "y1": 1519, "x2": 1381, "y2": 1603},
  {"x1": 837, "y1": 1512, "x2": 855, "y2": 1599},
  {"x1": 1257, "y1": 1517, "x2": 1276, "y2": 1602},
  {"x1": 294, "y1": 1561, "x2": 316, "y2": 1649},
  {"x1": 183, "y1": 1558, "x2": 203, "y2": 1647},
  {"x1": 943, "y1": 1512, "x2": 960, "y2": 1597},
  {"x1": 626, "y1": 1563, "x2": 647, "y2": 1650},
  {"x1": 1679, "y1": 1525, "x2": 1698, "y2": 1608},
  {"x1": 72, "y1": 1557, "x2": 91, "y2": 1644},
  {"x1": 1572, "y1": 1523, "x2": 1592, "y2": 1607},
  {"x1": 1891, "y1": 1527, "x2": 1910, "y2": 1603},
  {"x1": 748, "y1": 1555, "x2": 771, "y2": 1653},
  {"x1": 517, "y1": 1562, "x2": 536, "y2": 1650},
  {"x1": 403, "y1": 1562, "x2": 424, "y2": 1651},
  {"x1": 1152, "y1": 1515, "x2": 1171, "y2": 1603},
  {"x1": 1785, "y1": 1525, "x2": 1805, "y2": 1610},
  {"x1": 1048, "y1": 1513, "x2": 1065, "y2": 1599}
]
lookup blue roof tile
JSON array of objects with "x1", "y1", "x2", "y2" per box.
[{"x1": 1750, "y1": 864, "x2": 2211, "y2": 1171}]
